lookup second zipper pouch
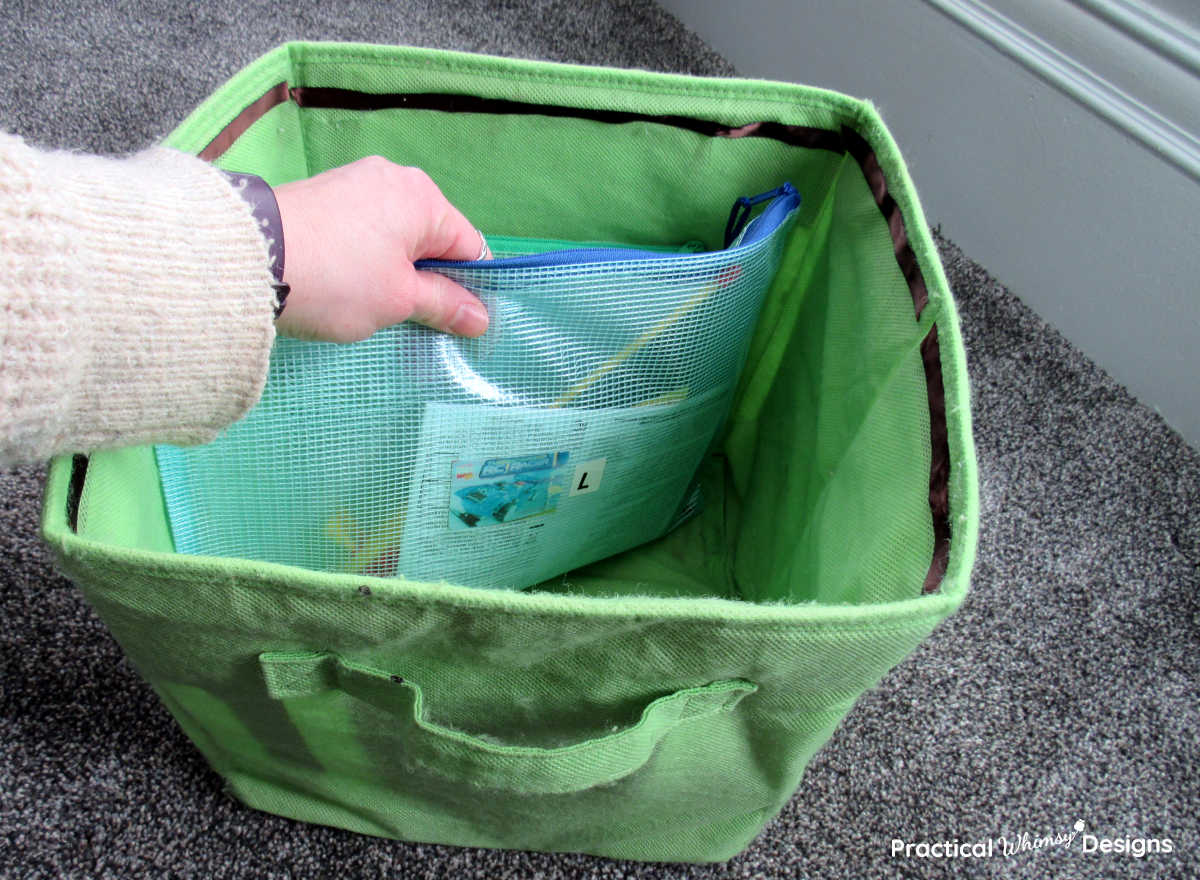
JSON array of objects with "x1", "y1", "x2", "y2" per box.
[{"x1": 155, "y1": 183, "x2": 800, "y2": 590}]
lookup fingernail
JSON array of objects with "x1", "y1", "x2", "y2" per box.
[{"x1": 450, "y1": 302, "x2": 489, "y2": 337}]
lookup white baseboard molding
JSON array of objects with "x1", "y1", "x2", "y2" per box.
[
  {"x1": 920, "y1": 0, "x2": 1200, "y2": 181},
  {"x1": 1072, "y1": 0, "x2": 1200, "y2": 75}
]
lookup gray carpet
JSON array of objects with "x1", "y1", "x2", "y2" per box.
[{"x1": 1, "y1": 2, "x2": 1197, "y2": 878}]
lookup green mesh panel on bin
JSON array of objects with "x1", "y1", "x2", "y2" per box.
[{"x1": 155, "y1": 198, "x2": 798, "y2": 590}]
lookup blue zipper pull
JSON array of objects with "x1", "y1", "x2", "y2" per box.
[{"x1": 723, "y1": 183, "x2": 797, "y2": 248}]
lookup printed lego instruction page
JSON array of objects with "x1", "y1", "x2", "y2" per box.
[{"x1": 395, "y1": 385, "x2": 729, "y2": 588}]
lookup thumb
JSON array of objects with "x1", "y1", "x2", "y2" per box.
[
  {"x1": 419, "y1": 183, "x2": 492, "y2": 262},
  {"x1": 407, "y1": 268, "x2": 490, "y2": 337}
]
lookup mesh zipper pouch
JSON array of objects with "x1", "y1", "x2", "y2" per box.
[
  {"x1": 154, "y1": 186, "x2": 798, "y2": 590},
  {"x1": 40, "y1": 43, "x2": 980, "y2": 864}
]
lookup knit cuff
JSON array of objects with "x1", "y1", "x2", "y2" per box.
[{"x1": 0, "y1": 134, "x2": 277, "y2": 460}]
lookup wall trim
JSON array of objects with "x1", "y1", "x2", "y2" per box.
[
  {"x1": 1071, "y1": 0, "x2": 1200, "y2": 77},
  {"x1": 919, "y1": 0, "x2": 1200, "y2": 182}
]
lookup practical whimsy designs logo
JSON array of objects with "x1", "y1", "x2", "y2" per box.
[
  {"x1": 892, "y1": 819, "x2": 1177, "y2": 860},
  {"x1": 998, "y1": 819, "x2": 1087, "y2": 856}
]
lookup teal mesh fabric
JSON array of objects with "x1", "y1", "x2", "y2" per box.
[{"x1": 155, "y1": 190, "x2": 799, "y2": 590}]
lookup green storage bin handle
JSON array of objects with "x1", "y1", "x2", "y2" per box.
[{"x1": 259, "y1": 650, "x2": 757, "y2": 794}]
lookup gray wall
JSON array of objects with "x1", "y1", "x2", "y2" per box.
[{"x1": 659, "y1": 0, "x2": 1200, "y2": 448}]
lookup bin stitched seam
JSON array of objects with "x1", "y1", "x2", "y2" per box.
[
  {"x1": 59, "y1": 542, "x2": 955, "y2": 632},
  {"x1": 289, "y1": 55, "x2": 857, "y2": 116},
  {"x1": 61, "y1": 569, "x2": 953, "y2": 636}
]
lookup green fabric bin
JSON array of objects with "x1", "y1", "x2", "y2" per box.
[{"x1": 40, "y1": 42, "x2": 979, "y2": 864}]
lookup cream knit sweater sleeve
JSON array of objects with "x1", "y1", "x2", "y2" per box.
[{"x1": 0, "y1": 131, "x2": 277, "y2": 466}]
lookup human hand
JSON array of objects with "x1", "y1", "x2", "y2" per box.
[{"x1": 271, "y1": 156, "x2": 490, "y2": 343}]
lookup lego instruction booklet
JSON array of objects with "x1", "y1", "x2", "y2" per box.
[{"x1": 396, "y1": 385, "x2": 728, "y2": 588}]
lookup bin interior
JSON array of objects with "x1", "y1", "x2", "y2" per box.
[{"x1": 73, "y1": 52, "x2": 959, "y2": 608}]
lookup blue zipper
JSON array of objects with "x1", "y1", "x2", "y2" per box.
[{"x1": 415, "y1": 182, "x2": 799, "y2": 271}]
